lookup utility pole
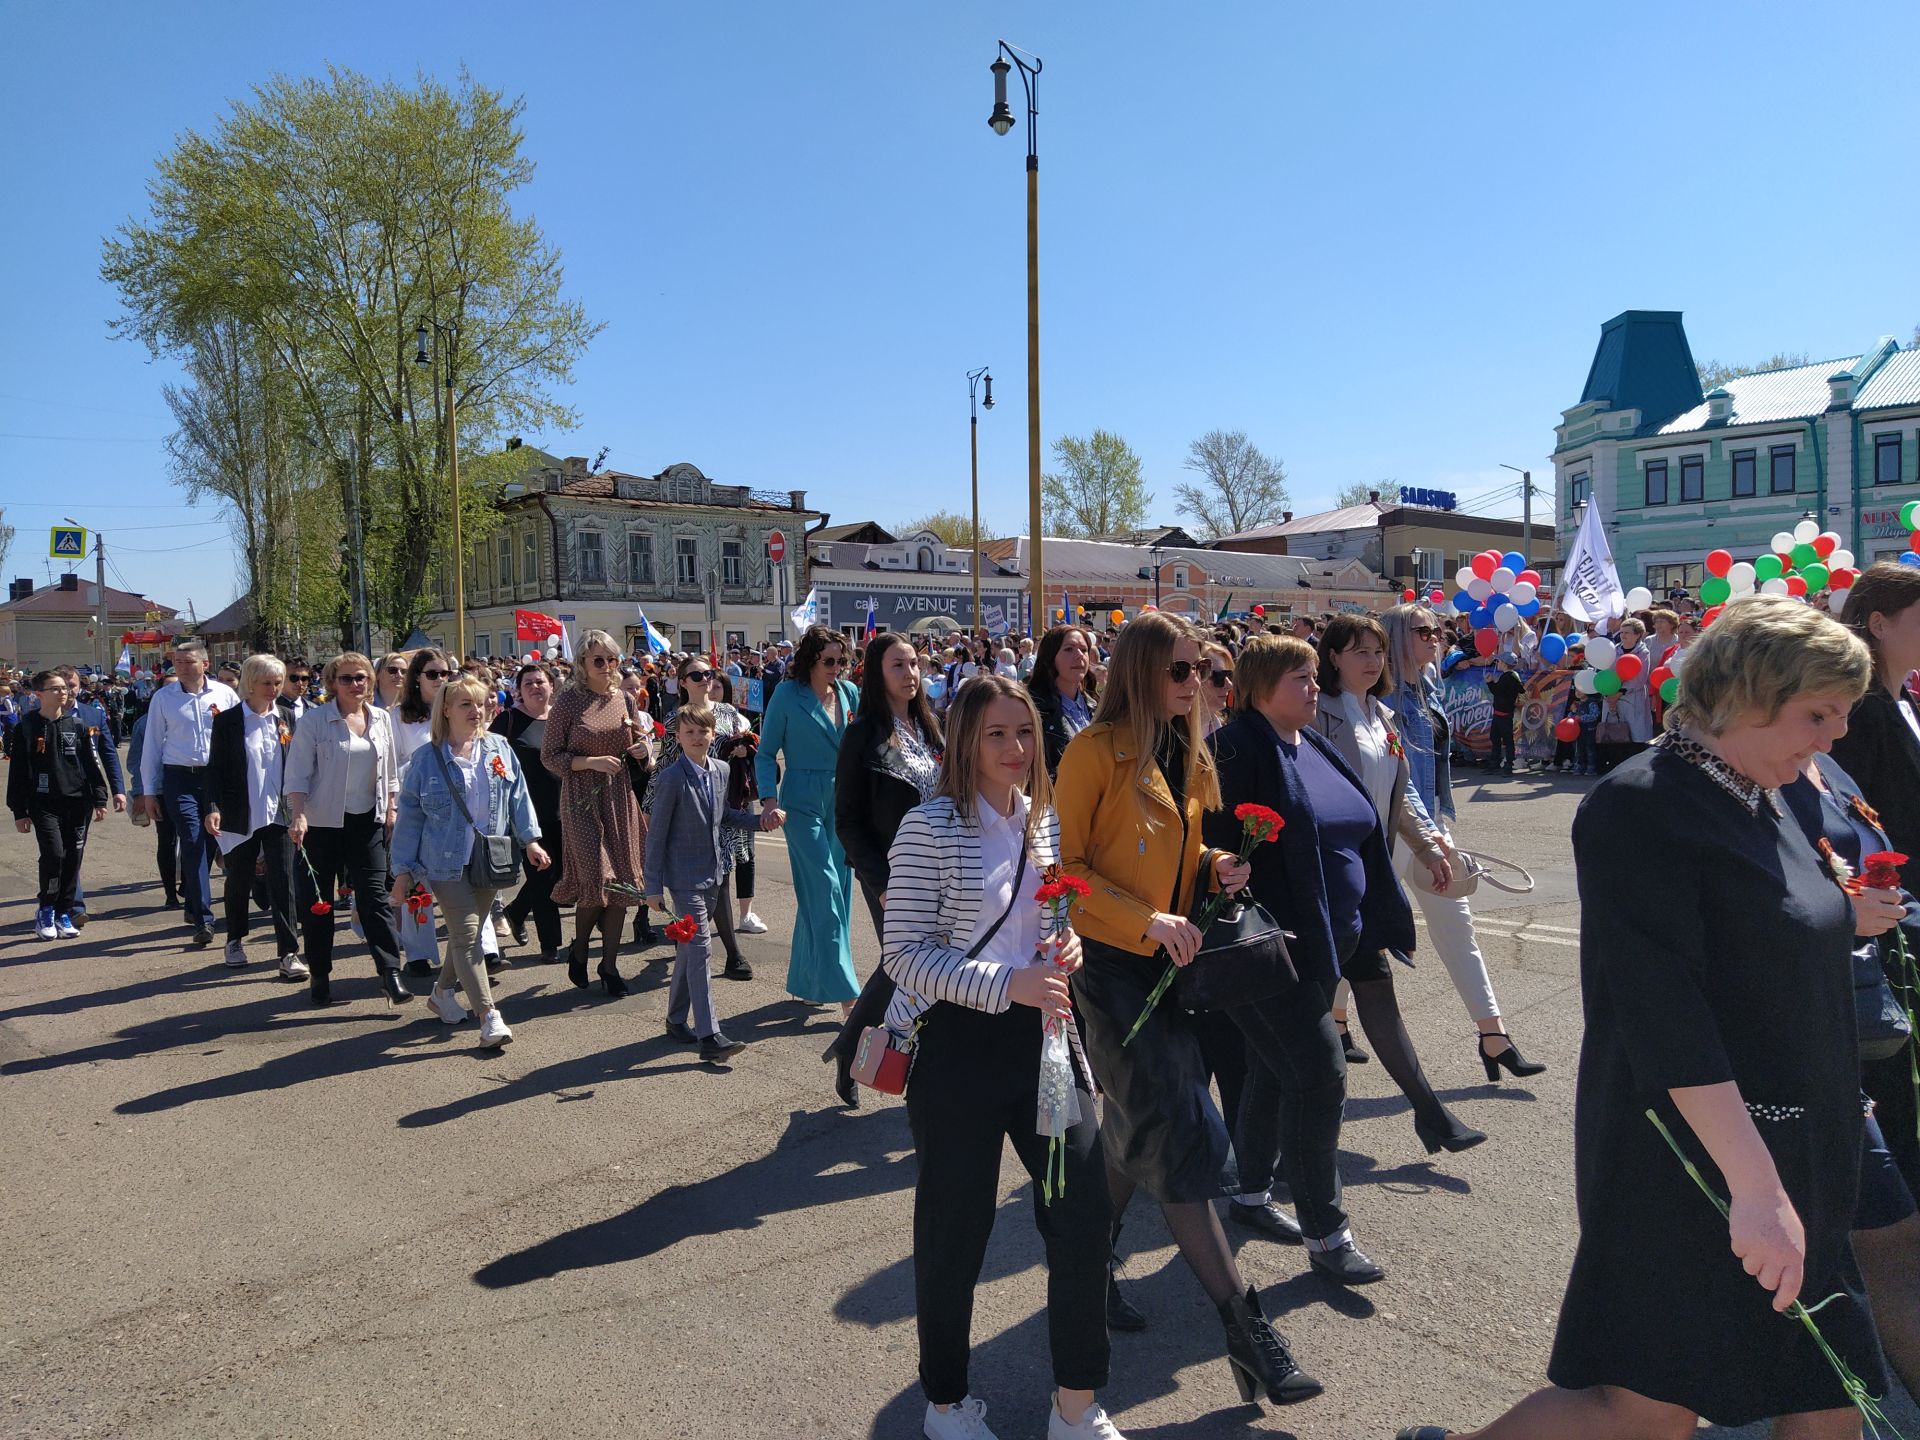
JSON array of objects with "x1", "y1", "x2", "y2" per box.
[
  {"x1": 1500, "y1": 463, "x2": 1535, "y2": 555},
  {"x1": 95, "y1": 530, "x2": 109, "y2": 675}
]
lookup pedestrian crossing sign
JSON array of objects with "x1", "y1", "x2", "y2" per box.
[{"x1": 50, "y1": 526, "x2": 87, "y2": 558}]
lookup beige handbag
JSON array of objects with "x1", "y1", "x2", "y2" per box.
[{"x1": 1407, "y1": 847, "x2": 1533, "y2": 900}]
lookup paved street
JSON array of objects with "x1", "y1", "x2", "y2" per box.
[{"x1": 2, "y1": 761, "x2": 1914, "y2": 1440}]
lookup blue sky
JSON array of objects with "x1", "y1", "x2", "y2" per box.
[{"x1": 4, "y1": 0, "x2": 1917, "y2": 616}]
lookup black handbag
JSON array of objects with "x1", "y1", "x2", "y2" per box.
[
  {"x1": 431, "y1": 741, "x2": 522, "y2": 888},
  {"x1": 1175, "y1": 896, "x2": 1298, "y2": 1011},
  {"x1": 1856, "y1": 941, "x2": 1914, "y2": 1063}
]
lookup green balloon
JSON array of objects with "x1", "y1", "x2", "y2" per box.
[
  {"x1": 1790, "y1": 542, "x2": 1819, "y2": 570},
  {"x1": 1802, "y1": 562, "x2": 1830, "y2": 593},
  {"x1": 1755, "y1": 554, "x2": 1785, "y2": 581},
  {"x1": 1593, "y1": 669, "x2": 1623, "y2": 696},
  {"x1": 1903, "y1": 500, "x2": 1920, "y2": 530},
  {"x1": 1660, "y1": 676, "x2": 1679, "y2": 704},
  {"x1": 1699, "y1": 576, "x2": 1731, "y2": 605}
]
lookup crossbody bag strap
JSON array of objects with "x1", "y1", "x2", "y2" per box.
[
  {"x1": 962, "y1": 845, "x2": 1029, "y2": 960},
  {"x1": 430, "y1": 740, "x2": 488, "y2": 837}
]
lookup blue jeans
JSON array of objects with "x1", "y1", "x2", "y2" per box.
[{"x1": 161, "y1": 764, "x2": 215, "y2": 929}]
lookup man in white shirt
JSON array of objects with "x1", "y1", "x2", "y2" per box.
[{"x1": 137, "y1": 638, "x2": 240, "y2": 947}]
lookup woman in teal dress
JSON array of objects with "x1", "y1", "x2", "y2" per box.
[{"x1": 755, "y1": 625, "x2": 860, "y2": 1008}]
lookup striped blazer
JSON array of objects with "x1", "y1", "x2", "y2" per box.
[{"x1": 880, "y1": 795, "x2": 1091, "y2": 1088}]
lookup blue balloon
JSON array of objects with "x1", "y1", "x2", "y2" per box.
[
  {"x1": 1517, "y1": 598, "x2": 1542, "y2": 617},
  {"x1": 1451, "y1": 591, "x2": 1474, "y2": 613},
  {"x1": 1902, "y1": 552, "x2": 1920, "y2": 569},
  {"x1": 1501, "y1": 550, "x2": 1529, "y2": 574},
  {"x1": 1539, "y1": 633, "x2": 1566, "y2": 663},
  {"x1": 1470, "y1": 604, "x2": 1494, "y2": 629}
]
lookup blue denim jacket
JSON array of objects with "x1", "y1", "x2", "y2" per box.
[
  {"x1": 1387, "y1": 674, "x2": 1455, "y2": 824},
  {"x1": 390, "y1": 733, "x2": 541, "y2": 883}
]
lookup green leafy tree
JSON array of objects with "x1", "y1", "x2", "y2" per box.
[
  {"x1": 1175, "y1": 429, "x2": 1289, "y2": 539},
  {"x1": 896, "y1": 510, "x2": 988, "y2": 548},
  {"x1": 1695, "y1": 353, "x2": 1811, "y2": 390},
  {"x1": 0, "y1": 509, "x2": 13, "y2": 582},
  {"x1": 1042, "y1": 430, "x2": 1151, "y2": 538},
  {"x1": 102, "y1": 66, "x2": 601, "y2": 644},
  {"x1": 1333, "y1": 481, "x2": 1401, "y2": 507}
]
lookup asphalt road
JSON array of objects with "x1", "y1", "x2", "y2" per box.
[{"x1": 2, "y1": 758, "x2": 1914, "y2": 1439}]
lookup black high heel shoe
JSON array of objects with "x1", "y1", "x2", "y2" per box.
[
  {"x1": 381, "y1": 969, "x2": 413, "y2": 1005},
  {"x1": 598, "y1": 960, "x2": 629, "y2": 998},
  {"x1": 1414, "y1": 1109, "x2": 1488, "y2": 1155},
  {"x1": 567, "y1": 932, "x2": 591, "y2": 990},
  {"x1": 1479, "y1": 1031, "x2": 1546, "y2": 1080},
  {"x1": 1336, "y1": 1022, "x2": 1370, "y2": 1065},
  {"x1": 1217, "y1": 1286, "x2": 1321, "y2": 1404}
]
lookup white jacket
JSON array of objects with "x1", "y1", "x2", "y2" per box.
[{"x1": 284, "y1": 701, "x2": 400, "y2": 828}]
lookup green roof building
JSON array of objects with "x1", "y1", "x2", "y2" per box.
[{"x1": 1554, "y1": 311, "x2": 1920, "y2": 598}]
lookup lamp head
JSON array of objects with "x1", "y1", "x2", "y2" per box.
[
  {"x1": 982, "y1": 373, "x2": 994, "y2": 410},
  {"x1": 988, "y1": 57, "x2": 1015, "y2": 136},
  {"x1": 414, "y1": 325, "x2": 430, "y2": 366}
]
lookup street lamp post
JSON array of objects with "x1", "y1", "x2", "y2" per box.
[
  {"x1": 1499, "y1": 462, "x2": 1535, "y2": 554},
  {"x1": 415, "y1": 320, "x2": 465, "y2": 658},
  {"x1": 967, "y1": 366, "x2": 994, "y2": 638},
  {"x1": 988, "y1": 41, "x2": 1044, "y2": 636},
  {"x1": 1149, "y1": 542, "x2": 1165, "y2": 607}
]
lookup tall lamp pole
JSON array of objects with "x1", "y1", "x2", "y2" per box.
[
  {"x1": 967, "y1": 366, "x2": 994, "y2": 637},
  {"x1": 1499, "y1": 462, "x2": 1535, "y2": 554},
  {"x1": 988, "y1": 42, "x2": 1044, "y2": 636},
  {"x1": 415, "y1": 321, "x2": 465, "y2": 658}
]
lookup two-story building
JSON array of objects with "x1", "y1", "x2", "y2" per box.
[
  {"x1": 806, "y1": 526, "x2": 1029, "y2": 637},
  {"x1": 1555, "y1": 311, "x2": 1920, "y2": 596},
  {"x1": 418, "y1": 455, "x2": 819, "y2": 658}
]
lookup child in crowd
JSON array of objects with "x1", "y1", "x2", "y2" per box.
[{"x1": 1483, "y1": 658, "x2": 1523, "y2": 773}]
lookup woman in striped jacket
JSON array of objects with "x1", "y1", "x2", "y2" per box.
[{"x1": 881, "y1": 675, "x2": 1122, "y2": 1440}]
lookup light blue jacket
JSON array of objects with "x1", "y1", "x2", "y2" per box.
[
  {"x1": 1387, "y1": 673, "x2": 1456, "y2": 824},
  {"x1": 390, "y1": 733, "x2": 542, "y2": 884}
]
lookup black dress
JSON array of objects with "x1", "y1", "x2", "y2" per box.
[{"x1": 1548, "y1": 739, "x2": 1885, "y2": 1424}]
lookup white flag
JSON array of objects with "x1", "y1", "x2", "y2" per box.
[
  {"x1": 634, "y1": 607, "x2": 671, "y2": 655},
  {"x1": 557, "y1": 623, "x2": 574, "y2": 663},
  {"x1": 789, "y1": 587, "x2": 819, "y2": 635},
  {"x1": 1557, "y1": 500, "x2": 1626, "y2": 623}
]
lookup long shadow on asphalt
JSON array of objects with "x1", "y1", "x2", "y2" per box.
[{"x1": 471, "y1": 1104, "x2": 916, "y2": 1288}]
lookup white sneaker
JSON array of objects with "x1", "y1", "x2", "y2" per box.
[
  {"x1": 277, "y1": 954, "x2": 310, "y2": 981},
  {"x1": 735, "y1": 910, "x2": 769, "y2": 934},
  {"x1": 477, "y1": 1010, "x2": 513, "y2": 1047},
  {"x1": 924, "y1": 1396, "x2": 996, "y2": 1440},
  {"x1": 427, "y1": 988, "x2": 468, "y2": 1025},
  {"x1": 34, "y1": 907, "x2": 58, "y2": 941},
  {"x1": 223, "y1": 939, "x2": 249, "y2": 968},
  {"x1": 1049, "y1": 1398, "x2": 1126, "y2": 1439}
]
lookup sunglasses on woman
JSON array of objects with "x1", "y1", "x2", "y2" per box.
[
  {"x1": 1411, "y1": 626, "x2": 1441, "y2": 639},
  {"x1": 819, "y1": 655, "x2": 846, "y2": 669},
  {"x1": 682, "y1": 670, "x2": 713, "y2": 684},
  {"x1": 589, "y1": 655, "x2": 619, "y2": 668},
  {"x1": 1208, "y1": 669, "x2": 1233, "y2": 687},
  {"x1": 1165, "y1": 660, "x2": 1199, "y2": 683},
  {"x1": 420, "y1": 668, "x2": 450, "y2": 679}
]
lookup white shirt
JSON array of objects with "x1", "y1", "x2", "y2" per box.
[
  {"x1": 392, "y1": 717, "x2": 431, "y2": 772},
  {"x1": 216, "y1": 705, "x2": 287, "y2": 854},
  {"x1": 449, "y1": 748, "x2": 488, "y2": 827},
  {"x1": 966, "y1": 791, "x2": 1042, "y2": 971},
  {"x1": 343, "y1": 730, "x2": 378, "y2": 812},
  {"x1": 138, "y1": 678, "x2": 240, "y2": 793},
  {"x1": 1341, "y1": 691, "x2": 1398, "y2": 824}
]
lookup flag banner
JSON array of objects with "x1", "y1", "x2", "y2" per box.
[
  {"x1": 557, "y1": 624, "x2": 574, "y2": 663},
  {"x1": 789, "y1": 587, "x2": 820, "y2": 636},
  {"x1": 515, "y1": 608, "x2": 565, "y2": 643},
  {"x1": 1558, "y1": 501, "x2": 1625, "y2": 623},
  {"x1": 862, "y1": 599, "x2": 877, "y2": 643},
  {"x1": 634, "y1": 608, "x2": 671, "y2": 655},
  {"x1": 982, "y1": 602, "x2": 1007, "y2": 635}
]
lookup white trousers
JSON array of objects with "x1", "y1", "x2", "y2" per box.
[{"x1": 1390, "y1": 842, "x2": 1501, "y2": 1022}]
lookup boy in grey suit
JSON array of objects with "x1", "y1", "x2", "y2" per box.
[{"x1": 644, "y1": 707, "x2": 778, "y2": 1063}]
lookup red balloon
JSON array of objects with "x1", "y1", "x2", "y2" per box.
[
  {"x1": 1786, "y1": 575, "x2": 1808, "y2": 597},
  {"x1": 1473, "y1": 628, "x2": 1499, "y2": 656},
  {"x1": 1517, "y1": 569, "x2": 1541, "y2": 588},
  {"x1": 1702, "y1": 604, "x2": 1725, "y2": 627},
  {"x1": 1402, "y1": 588, "x2": 1416, "y2": 602},
  {"x1": 1251, "y1": 604, "x2": 1265, "y2": 616},
  {"x1": 1554, "y1": 716, "x2": 1581, "y2": 743},
  {"x1": 1470, "y1": 553, "x2": 1497, "y2": 581},
  {"x1": 1705, "y1": 549, "x2": 1732, "y2": 578},
  {"x1": 1909, "y1": 530, "x2": 1920, "y2": 555},
  {"x1": 1812, "y1": 535, "x2": 1837, "y2": 559},
  {"x1": 1649, "y1": 665, "x2": 1673, "y2": 689},
  {"x1": 1614, "y1": 654, "x2": 1644, "y2": 682},
  {"x1": 1428, "y1": 589, "x2": 1445, "y2": 605},
  {"x1": 1831, "y1": 569, "x2": 1857, "y2": 589}
]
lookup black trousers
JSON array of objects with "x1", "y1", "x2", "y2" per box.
[
  {"x1": 1227, "y1": 975, "x2": 1349, "y2": 1242},
  {"x1": 224, "y1": 823, "x2": 299, "y2": 954},
  {"x1": 31, "y1": 798, "x2": 93, "y2": 912},
  {"x1": 1489, "y1": 713, "x2": 1515, "y2": 768},
  {"x1": 299, "y1": 810, "x2": 401, "y2": 976},
  {"x1": 905, "y1": 1002, "x2": 1111, "y2": 1406},
  {"x1": 505, "y1": 825, "x2": 564, "y2": 953}
]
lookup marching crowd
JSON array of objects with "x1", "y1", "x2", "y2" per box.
[{"x1": 8, "y1": 563, "x2": 1920, "y2": 1440}]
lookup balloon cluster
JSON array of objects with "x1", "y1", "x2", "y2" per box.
[
  {"x1": 1568, "y1": 632, "x2": 1644, "y2": 699},
  {"x1": 1401, "y1": 585, "x2": 1446, "y2": 604},
  {"x1": 1449, "y1": 549, "x2": 1543, "y2": 657},
  {"x1": 1698, "y1": 519, "x2": 1859, "y2": 620},
  {"x1": 1898, "y1": 501, "x2": 1920, "y2": 572}
]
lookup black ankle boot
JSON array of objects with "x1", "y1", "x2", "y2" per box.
[
  {"x1": 1217, "y1": 1285, "x2": 1321, "y2": 1405},
  {"x1": 380, "y1": 968, "x2": 413, "y2": 1005},
  {"x1": 1106, "y1": 1223, "x2": 1147, "y2": 1332},
  {"x1": 309, "y1": 972, "x2": 333, "y2": 1006},
  {"x1": 597, "y1": 960, "x2": 629, "y2": 998},
  {"x1": 1413, "y1": 1107, "x2": 1488, "y2": 1155},
  {"x1": 633, "y1": 908, "x2": 656, "y2": 947},
  {"x1": 568, "y1": 929, "x2": 592, "y2": 990}
]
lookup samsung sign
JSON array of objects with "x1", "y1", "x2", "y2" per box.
[{"x1": 1400, "y1": 488, "x2": 1457, "y2": 511}]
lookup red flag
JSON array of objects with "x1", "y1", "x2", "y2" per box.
[{"x1": 515, "y1": 609, "x2": 564, "y2": 643}]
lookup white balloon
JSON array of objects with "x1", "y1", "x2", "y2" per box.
[
  {"x1": 1491, "y1": 567, "x2": 1516, "y2": 591},
  {"x1": 1726, "y1": 585, "x2": 1761, "y2": 603},
  {"x1": 1494, "y1": 603, "x2": 1520, "y2": 631},
  {"x1": 1454, "y1": 566, "x2": 1477, "y2": 592},
  {"x1": 1624, "y1": 586, "x2": 1653, "y2": 611},
  {"x1": 1667, "y1": 646, "x2": 1689, "y2": 670},
  {"x1": 1574, "y1": 669, "x2": 1600, "y2": 694},
  {"x1": 1466, "y1": 577, "x2": 1493, "y2": 602},
  {"x1": 1793, "y1": 519, "x2": 1819, "y2": 544},
  {"x1": 1831, "y1": 549, "x2": 1855, "y2": 570},
  {"x1": 1771, "y1": 531, "x2": 1796, "y2": 555},
  {"x1": 1509, "y1": 581, "x2": 1538, "y2": 605},
  {"x1": 1584, "y1": 636, "x2": 1616, "y2": 667},
  {"x1": 1761, "y1": 577, "x2": 1790, "y2": 596},
  {"x1": 1727, "y1": 561, "x2": 1756, "y2": 587},
  {"x1": 1829, "y1": 589, "x2": 1850, "y2": 614}
]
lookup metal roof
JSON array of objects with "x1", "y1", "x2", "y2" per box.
[
  {"x1": 1656, "y1": 356, "x2": 1858, "y2": 434},
  {"x1": 982, "y1": 536, "x2": 1384, "y2": 591},
  {"x1": 1213, "y1": 502, "x2": 1387, "y2": 544},
  {"x1": 1857, "y1": 348, "x2": 1920, "y2": 410}
]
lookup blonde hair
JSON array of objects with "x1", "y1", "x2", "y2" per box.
[
  {"x1": 1092, "y1": 611, "x2": 1221, "y2": 817},
  {"x1": 674, "y1": 705, "x2": 718, "y2": 735},
  {"x1": 936, "y1": 673, "x2": 1051, "y2": 838},
  {"x1": 321, "y1": 652, "x2": 374, "y2": 695},
  {"x1": 1379, "y1": 604, "x2": 1439, "y2": 693},
  {"x1": 240, "y1": 653, "x2": 286, "y2": 693},
  {"x1": 569, "y1": 629, "x2": 623, "y2": 690},
  {"x1": 1233, "y1": 634, "x2": 1317, "y2": 712},
  {"x1": 1665, "y1": 596, "x2": 1870, "y2": 736},
  {"x1": 429, "y1": 674, "x2": 493, "y2": 743}
]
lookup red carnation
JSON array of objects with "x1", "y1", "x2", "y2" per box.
[
  {"x1": 309, "y1": 901, "x2": 332, "y2": 916},
  {"x1": 1232, "y1": 802, "x2": 1285, "y2": 844},
  {"x1": 1862, "y1": 851, "x2": 1909, "y2": 891},
  {"x1": 663, "y1": 914, "x2": 700, "y2": 943}
]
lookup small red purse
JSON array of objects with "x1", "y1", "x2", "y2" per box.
[{"x1": 850, "y1": 1026, "x2": 911, "y2": 1094}]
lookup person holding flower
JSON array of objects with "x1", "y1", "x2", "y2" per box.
[
  {"x1": 1054, "y1": 612, "x2": 1320, "y2": 1410},
  {"x1": 204, "y1": 653, "x2": 305, "y2": 979},
  {"x1": 1399, "y1": 597, "x2": 1886, "y2": 1440},
  {"x1": 881, "y1": 675, "x2": 1121, "y2": 1440},
  {"x1": 391, "y1": 674, "x2": 549, "y2": 1049}
]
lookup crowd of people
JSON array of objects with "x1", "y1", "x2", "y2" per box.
[{"x1": 8, "y1": 564, "x2": 1920, "y2": 1440}]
